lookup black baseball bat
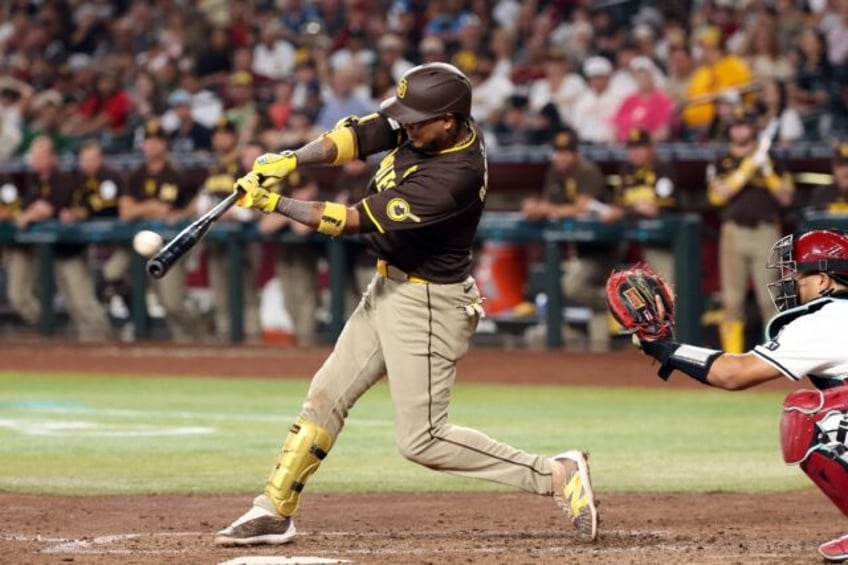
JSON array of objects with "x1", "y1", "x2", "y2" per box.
[{"x1": 146, "y1": 189, "x2": 243, "y2": 279}]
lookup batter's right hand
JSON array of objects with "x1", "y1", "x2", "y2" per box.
[{"x1": 252, "y1": 151, "x2": 297, "y2": 187}]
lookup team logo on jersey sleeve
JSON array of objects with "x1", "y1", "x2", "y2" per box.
[
  {"x1": 0, "y1": 183, "x2": 18, "y2": 204},
  {"x1": 386, "y1": 197, "x2": 420, "y2": 223},
  {"x1": 99, "y1": 179, "x2": 118, "y2": 200},
  {"x1": 764, "y1": 339, "x2": 780, "y2": 351}
]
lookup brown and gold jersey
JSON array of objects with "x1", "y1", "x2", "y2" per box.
[
  {"x1": 808, "y1": 184, "x2": 848, "y2": 215},
  {"x1": 0, "y1": 176, "x2": 24, "y2": 220},
  {"x1": 350, "y1": 113, "x2": 486, "y2": 283},
  {"x1": 22, "y1": 169, "x2": 76, "y2": 214},
  {"x1": 707, "y1": 152, "x2": 787, "y2": 225},
  {"x1": 540, "y1": 160, "x2": 606, "y2": 204},
  {"x1": 615, "y1": 160, "x2": 677, "y2": 211},
  {"x1": 74, "y1": 165, "x2": 125, "y2": 218},
  {"x1": 202, "y1": 160, "x2": 240, "y2": 200},
  {"x1": 127, "y1": 162, "x2": 191, "y2": 210}
]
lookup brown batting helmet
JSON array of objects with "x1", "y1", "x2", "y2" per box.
[{"x1": 380, "y1": 63, "x2": 472, "y2": 124}]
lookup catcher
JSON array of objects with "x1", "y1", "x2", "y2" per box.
[{"x1": 607, "y1": 230, "x2": 848, "y2": 562}]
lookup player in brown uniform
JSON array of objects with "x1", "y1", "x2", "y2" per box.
[
  {"x1": 195, "y1": 117, "x2": 261, "y2": 342},
  {"x1": 6, "y1": 136, "x2": 109, "y2": 339},
  {"x1": 615, "y1": 128, "x2": 678, "y2": 284},
  {"x1": 215, "y1": 63, "x2": 598, "y2": 545},
  {"x1": 122, "y1": 120, "x2": 205, "y2": 342},
  {"x1": 257, "y1": 165, "x2": 320, "y2": 346},
  {"x1": 707, "y1": 108, "x2": 794, "y2": 353},
  {"x1": 521, "y1": 128, "x2": 624, "y2": 351},
  {"x1": 806, "y1": 142, "x2": 848, "y2": 215},
  {"x1": 74, "y1": 140, "x2": 131, "y2": 319}
]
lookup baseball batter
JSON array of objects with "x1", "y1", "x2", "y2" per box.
[
  {"x1": 214, "y1": 63, "x2": 598, "y2": 546},
  {"x1": 637, "y1": 228, "x2": 848, "y2": 562}
]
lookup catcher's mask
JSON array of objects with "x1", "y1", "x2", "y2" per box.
[{"x1": 767, "y1": 230, "x2": 848, "y2": 311}]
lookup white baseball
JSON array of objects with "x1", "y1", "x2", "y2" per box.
[{"x1": 132, "y1": 230, "x2": 164, "y2": 258}]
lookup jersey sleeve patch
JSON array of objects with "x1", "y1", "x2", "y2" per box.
[{"x1": 386, "y1": 197, "x2": 420, "y2": 223}]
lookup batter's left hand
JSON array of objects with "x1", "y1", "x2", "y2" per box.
[{"x1": 234, "y1": 172, "x2": 280, "y2": 214}]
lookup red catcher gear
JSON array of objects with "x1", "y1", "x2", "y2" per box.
[
  {"x1": 781, "y1": 387, "x2": 848, "y2": 517},
  {"x1": 767, "y1": 230, "x2": 848, "y2": 311}
]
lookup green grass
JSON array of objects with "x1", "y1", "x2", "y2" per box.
[{"x1": 0, "y1": 372, "x2": 805, "y2": 495}]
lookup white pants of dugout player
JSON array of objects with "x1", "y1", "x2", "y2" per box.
[{"x1": 261, "y1": 268, "x2": 558, "y2": 519}]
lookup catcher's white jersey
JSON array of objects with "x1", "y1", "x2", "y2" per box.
[{"x1": 753, "y1": 298, "x2": 848, "y2": 384}]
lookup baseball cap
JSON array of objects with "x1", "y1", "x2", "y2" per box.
[
  {"x1": 144, "y1": 119, "x2": 168, "y2": 140},
  {"x1": 583, "y1": 56, "x2": 612, "y2": 78},
  {"x1": 625, "y1": 128, "x2": 652, "y2": 146},
  {"x1": 629, "y1": 56, "x2": 655, "y2": 73},
  {"x1": 420, "y1": 36, "x2": 445, "y2": 55},
  {"x1": 834, "y1": 142, "x2": 848, "y2": 166},
  {"x1": 552, "y1": 129, "x2": 579, "y2": 152},
  {"x1": 168, "y1": 89, "x2": 191, "y2": 107},
  {"x1": 213, "y1": 115, "x2": 237, "y2": 134},
  {"x1": 729, "y1": 106, "x2": 758, "y2": 126},
  {"x1": 229, "y1": 70, "x2": 253, "y2": 87}
]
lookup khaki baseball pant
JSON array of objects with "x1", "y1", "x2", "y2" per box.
[
  {"x1": 152, "y1": 260, "x2": 205, "y2": 341},
  {"x1": 275, "y1": 244, "x2": 318, "y2": 346},
  {"x1": 207, "y1": 243, "x2": 261, "y2": 342},
  {"x1": 298, "y1": 271, "x2": 555, "y2": 496},
  {"x1": 719, "y1": 222, "x2": 779, "y2": 323}
]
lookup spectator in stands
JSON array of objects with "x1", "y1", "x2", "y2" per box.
[
  {"x1": 266, "y1": 79, "x2": 295, "y2": 131},
  {"x1": 224, "y1": 71, "x2": 260, "y2": 146},
  {"x1": 327, "y1": 28, "x2": 375, "y2": 77},
  {"x1": 257, "y1": 165, "x2": 321, "y2": 347},
  {"x1": 74, "y1": 140, "x2": 130, "y2": 319},
  {"x1": 451, "y1": 13, "x2": 485, "y2": 77},
  {"x1": 791, "y1": 26, "x2": 834, "y2": 139},
  {"x1": 664, "y1": 43, "x2": 695, "y2": 108},
  {"x1": 707, "y1": 108, "x2": 794, "y2": 353},
  {"x1": 165, "y1": 89, "x2": 213, "y2": 155},
  {"x1": 121, "y1": 119, "x2": 205, "y2": 342},
  {"x1": 613, "y1": 56, "x2": 674, "y2": 143},
  {"x1": 173, "y1": 69, "x2": 224, "y2": 129},
  {"x1": 7, "y1": 136, "x2": 110, "y2": 340},
  {"x1": 741, "y1": 15, "x2": 793, "y2": 83},
  {"x1": 419, "y1": 36, "x2": 447, "y2": 64},
  {"x1": 614, "y1": 128, "x2": 678, "y2": 284},
  {"x1": 252, "y1": 20, "x2": 296, "y2": 81},
  {"x1": 376, "y1": 34, "x2": 414, "y2": 83},
  {"x1": 369, "y1": 66, "x2": 396, "y2": 104},
  {"x1": 755, "y1": 78, "x2": 804, "y2": 145},
  {"x1": 520, "y1": 128, "x2": 623, "y2": 351},
  {"x1": 775, "y1": 0, "x2": 806, "y2": 54},
  {"x1": 570, "y1": 56, "x2": 621, "y2": 144},
  {"x1": 681, "y1": 26, "x2": 753, "y2": 139},
  {"x1": 314, "y1": 66, "x2": 375, "y2": 132},
  {"x1": 274, "y1": 107, "x2": 322, "y2": 151},
  {"x1": 806, "y1": 142, "x2": 848, "y2": 216},
  {"x1": 490, "y1": 94, "x2": 541, "y2": 147},
  {"x1": 527, "y1": 47, "x2": 586, "y2": 128},
  {"x1": 196, "y1": 117, "x2": 261, "y2": 343},
  {"x1": 17, "y1": 89, "x2": 74, "y2": 156},
  {"x1": 194, "y1": 26, "x2": 233, "y2": 82},
  {"x1": 469, "y1": 49, "x2": 515, "y2": 126},
  {"x1": 64, "y1": 71, "x2": 133, "y2": 147},
  {"x1": 128, "y1": 69, "x2": 167, "y2": 126}
]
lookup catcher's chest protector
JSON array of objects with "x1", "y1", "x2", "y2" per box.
[{"x1": 781, "y1": 387, "x2": 848, "y2": 517}]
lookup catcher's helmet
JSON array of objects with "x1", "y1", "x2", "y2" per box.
[
  {"x1": 767, "y1": 229, "x2": 848, "y2": 311},
  {"x1": 380, "y1": 63, "x2": 471, "y2": 124}
]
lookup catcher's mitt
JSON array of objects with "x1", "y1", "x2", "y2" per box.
[{"x1": 605, "y1": 263, "x2": 675, "y2": 341}]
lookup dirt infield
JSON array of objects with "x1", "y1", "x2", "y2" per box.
[{"x1": 0, "y1": 344, "x2": 840, "y2": 564}]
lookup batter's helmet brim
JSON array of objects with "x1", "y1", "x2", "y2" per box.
[{"x1": 380, "y1": 97, "x2": 440, "y2": 124}]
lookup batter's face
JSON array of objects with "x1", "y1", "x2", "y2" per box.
[{"x1": 403, "y1": 114, "x2": 455, "y2": 152}]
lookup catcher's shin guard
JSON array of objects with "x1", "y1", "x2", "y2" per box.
[
  {"x1": 781, "y1": 387, "x2": 848, "y2": 517},
  {"x1": 719, "y1": 320, "x2": 744, "y2": 354},
  {"x1": 264, "y1": 417, "x2": 333, "y2": 517}
]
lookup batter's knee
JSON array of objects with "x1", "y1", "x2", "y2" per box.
[{"x1": 395, "y1": 434, "x2": 447, "y2": 469}]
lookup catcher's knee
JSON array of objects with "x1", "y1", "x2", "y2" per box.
[
  {"x1": 782, "y1": 387, "x2": 848, "y2": 517},
  {"x1": 265, "y1": 417, "x2": 333, "y2": 517}
]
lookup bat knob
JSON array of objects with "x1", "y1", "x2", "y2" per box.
[{"x1": 146, "y1": 258, "x2": 167, "y2": 279}]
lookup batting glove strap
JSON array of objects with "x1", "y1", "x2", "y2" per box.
[{"x1": 640, "y1": 339, "x2": 722, "y2": 384}]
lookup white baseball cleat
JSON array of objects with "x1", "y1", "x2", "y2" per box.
[
  {"x1": 214, "y1": 495, "x2": 296, "y2": 546},
  {"x1": 551, "y1": 450, "x2": 599, "y2": 542}
]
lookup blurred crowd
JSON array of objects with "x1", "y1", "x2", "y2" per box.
[{"x1": 0, "y1": 0, "x2": 846, "y2": 161}]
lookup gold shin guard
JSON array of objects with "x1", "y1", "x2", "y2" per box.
[{"x1": 264, "y1": 417, "x2": 333, "y2": 517}]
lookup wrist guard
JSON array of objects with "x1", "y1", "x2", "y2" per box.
[{"x1": 640, "y1": 339, "x2": 722, "y2": 384}]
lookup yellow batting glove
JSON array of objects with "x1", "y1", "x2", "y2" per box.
[
  {"x1": 252, "y1": 151, "x2": 297, "y2": 187},
  {"x1": 234, "y1": 172, "x2": 280, "y2": 213}
]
